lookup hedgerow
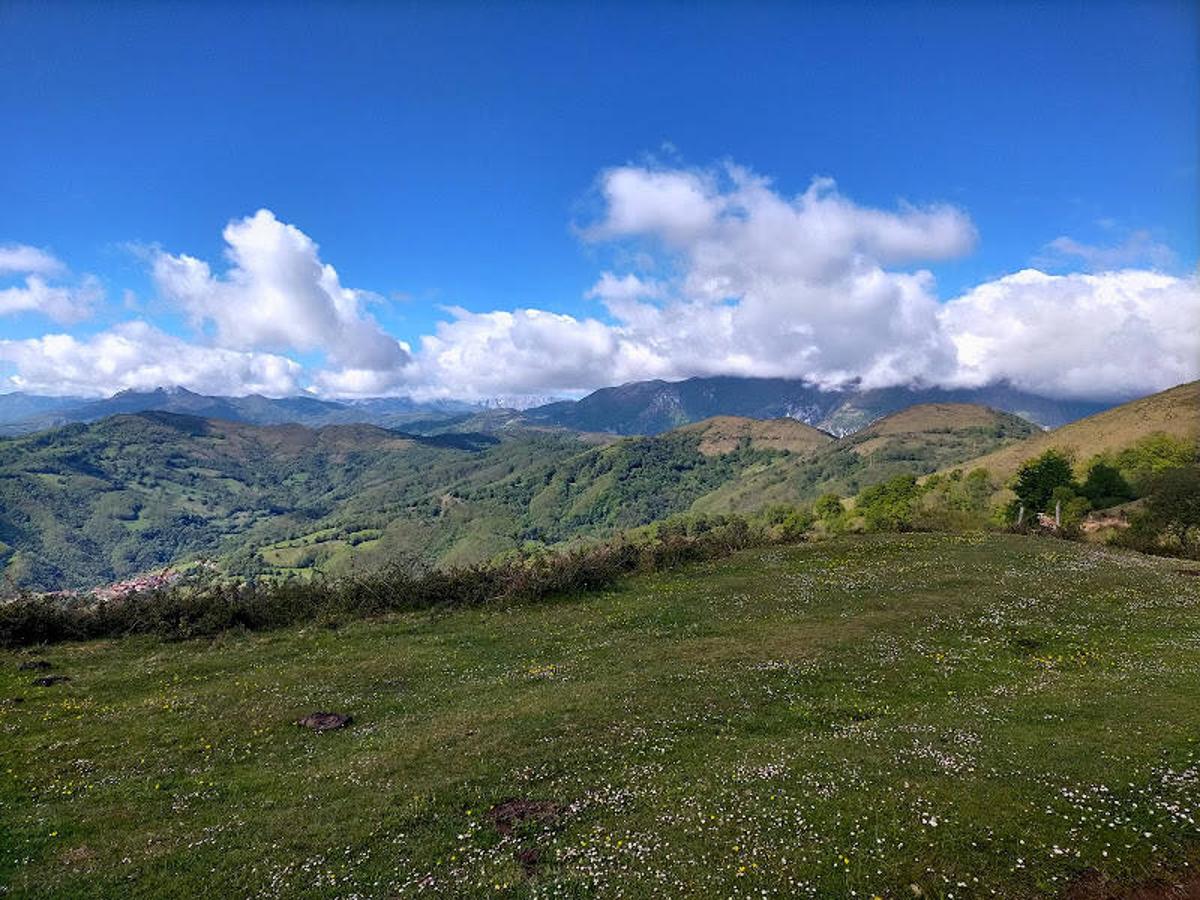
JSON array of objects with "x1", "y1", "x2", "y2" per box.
[{"x1": 0, "y1": 513, "x2": 768, "y2": 648}]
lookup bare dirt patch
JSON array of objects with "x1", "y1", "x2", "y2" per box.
[
  {"x1": 296, "y1": 712, "x2": 352, "y2": 732},
  {"x1": 1064, "y1": 868, "x2": 1200, "y2": 899},
  {"x1": 60, "y1": 844, "x2": 95, "y2": 867},
  {"x1": 485, "y1": 798, "x2": 562, "y2": 836},
  {"x1": 514, "y1": 847, "x2": 543, "y2": 875}
]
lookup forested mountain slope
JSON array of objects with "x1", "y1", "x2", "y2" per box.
[{"x1": 6, "y1": 385, "x2": 1183, "y2": 592}]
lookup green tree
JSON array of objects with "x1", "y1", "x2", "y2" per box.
[
  {"x1": 1079, "y1": 460, "x2": 1134, "y2": 509},
  {"x1": 1138, "y1": 467, "x2": 1200, "y2": 547},
  {"x1": 961, "y1": 468, "x2": 993, "y2": 511},
  {"x1": 1115, "y1": 433, "x2": 1197, "y2": 491},
  {"x1": 763, "y1": 504, "x2": 813, "y2": 539},
  {"x1": 1012, "y1": 449, "x2": 1076, "y2": 513}
]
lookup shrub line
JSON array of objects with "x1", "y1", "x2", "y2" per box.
[{"x1": 0, "y1": 517, "x2": 766, "y2": 648}]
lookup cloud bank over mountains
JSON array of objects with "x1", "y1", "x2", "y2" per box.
[{"x1": 1, "y1": 162, "x2": 1196, "y2": 401}]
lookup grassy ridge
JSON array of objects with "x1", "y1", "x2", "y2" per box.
[
  {"x1": 1, "y1": 383, "x2": 1192, "y2": 593},
  {"x1": 675, "y1": 415, "x2": 833, "y2": 456},
  {"x1": 2, "y1": 533, "x2": 1197, "y2": 897},
  {"x1": 945, "y1": 381, "x2": 1200, "y2": 483},
  {"x1": 693, "y1": 404, "x2": 1036, "y2": 515}
]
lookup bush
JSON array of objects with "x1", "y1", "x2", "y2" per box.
[
  {"x1": 913, "y1": 470, "x2": 993, "y2": 531},
  {"x1": 856, "y1": 474, "x2": 921, "y2": 532},
  {"x1": 763, "y1": 504, "x2": 814, "y2": 541},
  {"x1": 1117, "y1": 466, "x2": 1200, "y2": 557},
  {"x1": 1113, "y1": 433, "x2": 1196, "y2": 492},
  {"x1": 0, "y1": 512, "x2": 793, "y2": 649},
  {"x1": 813, "y1": 493, "x2": 844, "y2": 525}
]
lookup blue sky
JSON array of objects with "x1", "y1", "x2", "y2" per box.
[{"x1": 1, "y1": 1, "x2": 1197, "y2": 400}]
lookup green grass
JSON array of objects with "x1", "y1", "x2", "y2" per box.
[{"x1": 2, "y1": 533, "x2": 1198, "y2": 897}]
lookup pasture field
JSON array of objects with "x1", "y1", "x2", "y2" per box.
[{"x1": 2, "y1": 533, "x2": 1198, "y2": 897}]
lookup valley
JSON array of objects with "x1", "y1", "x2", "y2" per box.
[
  {"x1": 1, "y1": 377, "x2": 1196, "y2": 594},
  {"x1": 0, "y1": 389, "x2": 1050, "y2": 592}
]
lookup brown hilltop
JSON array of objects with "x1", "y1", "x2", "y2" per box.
[
  {"x1": 943, "y1": 380, "x2": 1200, "y2": 481},
  {"x1": 852, "y1": 403, "x2": 1036, "y2": 456},
  {"x1": 674, "y1": 415, "x2": 833, "y2": 457}
]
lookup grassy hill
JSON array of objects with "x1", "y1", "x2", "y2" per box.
[
  {"x1": 693, "y1": 403, "x2": 1037, "y2": 514},
  {"x1": 0, "y1": 412, "x2": 501, "y2": 590},
  {"x1": 941, "y1": 380, "x2": 1200, "y2": 483},
  {"x1": 3, "y1": 533, "x2": 1197, "y2": 897},
  {"x1": 0, "y1": 415, "x2": 783, "y2": 590},
  {"x1": 674, "y1": 415, "x2": 833, "y2": 456}
]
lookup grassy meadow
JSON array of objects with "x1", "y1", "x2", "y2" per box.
[{"x1": 2, "y1": 533, "x2": 1199, "y2": 897}]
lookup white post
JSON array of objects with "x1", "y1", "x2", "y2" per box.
[{"x1": 1054, "y1": 500, "x2": 1061, "y2": 528}]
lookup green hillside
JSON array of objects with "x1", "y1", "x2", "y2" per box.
[
  {"x1": 3, "y1": 533, "x2": 1197, "y2": 897},
  {"x1": 10, "y1": 385, "x2": 1189, "y2": 593},
  {"x1": 0, "y1": 416, "x2": 781, "y2": 590},
  {"x1": 675, "y1": 415, "x2": 833, "y2": 456},
  {"x1": 0, "y1": 413, "x2": 493, "y2": 591},
  {"x1": 941, "y1": 380, "x2": 1200, "y2": 483},
  {"x1": 2, "y1": 401, "x2": 1032, "y2": 592},
  {"x1": 693, "y1": 403, "x2": 1037, "y2": 515}
]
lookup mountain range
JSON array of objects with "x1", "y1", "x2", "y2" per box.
[
  {"x1": 0, "y1": 376, "x2": 1115, "y2": 438},
  {"x1": 0, "y1": 387, "x2": 475, "y2": 436},
  {"x1": 520, "y1": 376, "x2": 1111, "y2": 435},
  {"x1": 2, "y1": 377, "x2": 1193, "y2": 593}
]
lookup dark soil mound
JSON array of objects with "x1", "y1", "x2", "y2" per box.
[
  {"x1": 296, "y1": 712, "x2": 352, "y2": 732},
  {"x1": 32, "y1": 675, "x2": 70, "y2": 687},
  {"x1": 514, "y1": 847, "x2": 542, "y2": 875},
  {"x1": 485, "y1": 798, "x2": 562, "y2": 836}
]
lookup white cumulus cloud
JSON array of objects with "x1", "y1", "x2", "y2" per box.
[
  {"x1": 0, "y1": 244, "x2": 102, "y2": 323},
  {"x1": 408, "y1": 164, "x2": 978, "y2": 398},
  {"x1": 152, "y1": 209, "x2": 411, "y2": 376},
  {"x1": 405, "y1": 307, "x2": 642, "y2": 399},
  {"x1": 0, "y1": 322, "x2": 303, "y2": 397},
  {"x1": 939, "y1": 268, "x2": 1200, "y2": 399},
  {"x1": 0, "y1": 244, "x2": 66, "y2": 276},
  {"x1": 2, "y1": 163, "x2": 1196, "y2": 403},
  {"x1": 401, "y1": 163, "x2": 1193, "y2": 402},
  {"x1": 0, "y1": 275, "x2": 103, "y2": 324}
]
